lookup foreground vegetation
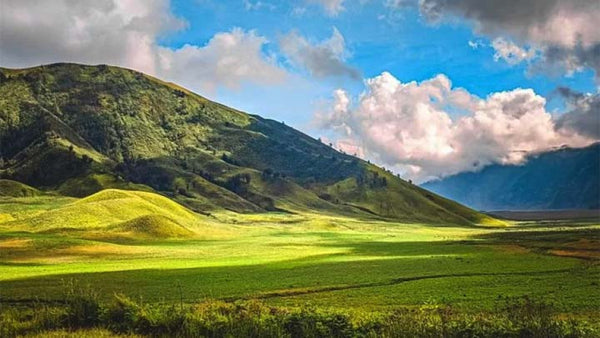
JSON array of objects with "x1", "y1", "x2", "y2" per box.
[{"x1": 3, "y1": 292, "x2": 599, "y2": 337}]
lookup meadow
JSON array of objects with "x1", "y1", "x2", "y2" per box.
[{"x1": 0, "y1": 190, "x2": 599, "y2": 337}]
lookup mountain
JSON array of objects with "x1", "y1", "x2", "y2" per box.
[
  {"x1": 0, "y1": 63, "x2": 496, "y2": 225},
  {"x1": 422, "y1": 144, "x2": 600, "y2": 211}
]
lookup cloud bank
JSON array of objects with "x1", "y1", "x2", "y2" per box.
[
  {"x1": 0, "y1": 0, "x2": 286, "y2": 93},
  {"x1": 555, "y1": 87, "x2": 600, "y2": 139},
  {"x1": 318, "y1": 72, "x2": 597, "y2": 183},
  {"x1": 414, "y1": 0, "x2": 600, "y2": 78}
]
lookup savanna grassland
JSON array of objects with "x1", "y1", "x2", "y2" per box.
[{"x1": 1, "y1": 189, "x2": 599, "y2": 337}]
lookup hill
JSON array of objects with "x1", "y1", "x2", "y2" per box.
[
  {"x1": 1, "y1": 188, "x2": 200, "y2": 238},
  {"x1": 0, "y1": 179, "x2": 40, "y2": 197},
  {"x1": 422, "y1": 143, "x2": 600, "y2": 211},
  {"x1": 0, "y1": 63, "x2": 495, "y2": 225}
]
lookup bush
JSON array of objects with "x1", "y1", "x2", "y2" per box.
[
  {"x1": 61, "y1": 281, "x2": 101, "y2": 328},
  {"x1": 2, "y1": 295, "x2": 598, "y2": 337},
  {"x1": 101, "y1": 294, "x2": 141, "y2": 334}
]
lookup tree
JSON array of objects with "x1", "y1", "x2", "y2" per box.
[
  {"x1": 173, "y1": 177, "x2": 188, "y2": 195},
  {"x1": 81, "y1": 154, "x2": 92, "y2": 164},
  {"x1": 221, "y1": 153, "x2": 240, "y2": 166},
  {"x1": 262, "y1": 168, "x2": 274, "y2": 180},
  {"x1": 225, "y1": 173, "x2": 252, "y2": 193}
]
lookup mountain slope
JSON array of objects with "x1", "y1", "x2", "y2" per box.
[
  {"x1": 0, "y1": 63, "x2": 494, "y2": 225},
  {"x1": 422, "y1": 144, "x2": 600, "y2": 211}
]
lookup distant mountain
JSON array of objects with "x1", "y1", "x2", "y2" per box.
[
  {"x1": 0, "y1": 63, "x2": 495, "y2": 225},
  {"x1": 422, "y1": 144, "x2": 600, "y2": 211}
]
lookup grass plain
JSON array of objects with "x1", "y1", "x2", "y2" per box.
[{"x1": 0, "y1": 189, "x2": 599, "y2": 336}]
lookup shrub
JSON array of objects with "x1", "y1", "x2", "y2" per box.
[
  {"x1": 61, "y1": 281, "x2": 101, "y2": 328},
  {"x1": 101, "y1": 294, "x2": 141, "y2": 334},
  {"x1": 2, "y1": 294, "x2": 599, "y2": 337}
]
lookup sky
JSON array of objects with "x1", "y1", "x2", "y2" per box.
[{"x1": 1, "y1": 0, "x2": 599, "y2": 182}]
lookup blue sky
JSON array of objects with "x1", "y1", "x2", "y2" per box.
[
  {"x1": 162, "y1": 0, "x2": 596, "y2": 126},
  {"x1": 1, "y1": 0, "x2": 598, "y2": 180}
]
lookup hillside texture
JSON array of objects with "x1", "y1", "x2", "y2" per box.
[
  {"x1": 0, "y1": 63, "x2": 494, "y2": 225},
  {"x1": 423, "y1": 144, "x2": 600, "y2": 211}
]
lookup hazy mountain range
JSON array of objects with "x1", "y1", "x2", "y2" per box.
[{"x1": 422, "y1": 143, "x2": 600, "y2": 211}]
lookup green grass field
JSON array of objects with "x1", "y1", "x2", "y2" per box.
[{"x1": 0, "y1": 189, "x2": 599, "y2": 336}]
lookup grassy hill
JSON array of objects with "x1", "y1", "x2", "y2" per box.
[
  {"x1": 423, "y1": 143, "x2": 600, "y2": 211},
  {"x1": 0, "y1": 63, "x2": 495, "y2": 225},
  {"x1": 0, "y1": 179, "x2": 40, "y2": 197},
  {"x1": 0, "y1": 188, "x2": 205, "y2": 239}
]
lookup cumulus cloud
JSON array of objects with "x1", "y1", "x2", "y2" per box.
[
  {"x1": 414, "y1": 0, "x2": 600, "y2": 78},
  {"x1": 309, "y1": 0, "x2": 346, "y2": 16},
  {"x1": 0, "y1": 0, "x2": 183, "y2": 74},
  {"x1": 0, "y1": 0, "x2": 286, "y2": 92},
  {"x1": 317, "y1": 72, "x2": 595, "y2": 182},
  {"x1": 280, "y1": 27, "x2": 360, "y2": 79},
  {"x1": 157, "y1": 29, "x2": 286, "y2": 92}
]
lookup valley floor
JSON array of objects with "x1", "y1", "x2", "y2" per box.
[{"x1": 0, "y1": 194, "x2": 599, "y2": 336}]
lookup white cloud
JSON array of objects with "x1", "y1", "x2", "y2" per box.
[
  {"x1": 467, "y1": 40, "x2": 484, "y2": 49},
  {"x1": 280, "y1": 28, "x2": 359, "y2": 79},
  {"x1": 318, "y1": 72, "x2": 595, "y2": 183},
  {"x1": 0, "y1": 0, "x2": 184, "y2": 74},
  {"x1": 491, "y1": 38, "x2": 537, "y2": 65},
  {"x1": 291, "y1": 7, "x2": 308, "y2": 16},
  {"x1": 418, "y1": 0, "x2": 600, "y2": 48},
  {"x1": 309, "y1": 0, "x2": 346, "y2": 16},
  {"x1": 157, "y1": 28, "x2": 286, "y2": 92},
  {"x1": 243, "y1": 0, "x2": 276, "y2": 11},
  {"x1": 0, "y1": 0, "x2": 286, "y2": 93}
]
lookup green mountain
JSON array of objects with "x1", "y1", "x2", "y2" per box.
[
  {"x1": 422, "y1": 143, "x2": 600, "y2": 211},
  {"x1": 0, "y1": 63, "x2": 496, "y2": 225}
]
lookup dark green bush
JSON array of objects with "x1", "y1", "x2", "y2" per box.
[
  {"x1": 62, "y1": 291, "x2": 101, "y2": 328},
  {"x1": 101, "y1": 294, "x2": 141, "y2": 333}
]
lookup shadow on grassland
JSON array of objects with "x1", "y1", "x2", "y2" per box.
[{"x1": 0, "y1": 237, "x2": 590, "y2": 306}]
